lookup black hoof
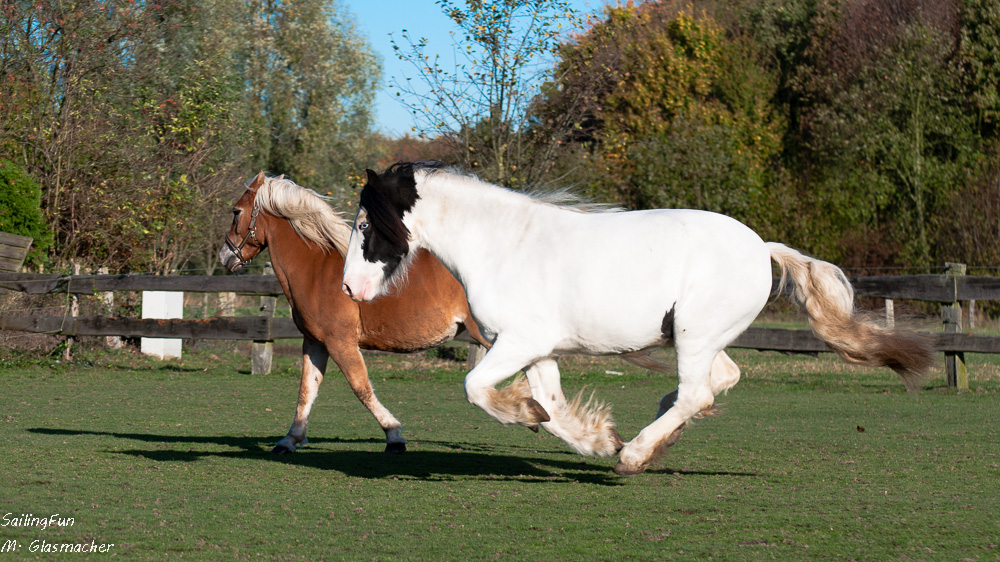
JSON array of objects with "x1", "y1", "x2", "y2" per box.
[
  {"x1": 270, "y1": 443, "x2": 295, "y2": 455},
  {"x1": 384, "y1": 441, "x2": 407, "y2": 454}
]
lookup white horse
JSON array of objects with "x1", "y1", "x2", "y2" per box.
[{"x1": 341, "y1": 161, "x2": 934, "y2": 475}]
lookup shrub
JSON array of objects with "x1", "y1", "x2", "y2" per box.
[{"x1": 0, "y1": 159, "x2": 52, "y2": 266}]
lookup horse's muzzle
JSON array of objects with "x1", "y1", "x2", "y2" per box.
[{"x1": 342, "y1": 283, "x2": 360, "y2": 302}]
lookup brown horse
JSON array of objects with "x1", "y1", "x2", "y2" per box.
[{"x1": 218, "y1": 171, "x2": 489, "y2": 454}]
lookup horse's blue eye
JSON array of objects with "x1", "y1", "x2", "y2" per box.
[{"x1": 359, "y1": 221, "x2": 369, "y2": 231}]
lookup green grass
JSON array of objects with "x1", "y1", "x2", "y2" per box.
[{"x1": 1, "y1": 345, "x2": 998, "y2": 561}]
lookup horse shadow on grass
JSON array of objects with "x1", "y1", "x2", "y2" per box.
[
  {"x1": 27, "y1": 428, "x2": 615, "y2": 484},
  {"x1": 27, "y1": 428, "x2": 755, "y2": 483}
]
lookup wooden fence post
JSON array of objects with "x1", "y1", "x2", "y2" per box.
[
  {"x1": 885, "y1": 299, "x2": 894, "y2": 328},
  {"x1": 466, "y1": 343, "x2": 487, "y2": 370},
  {"x1": 219, "y1": 291, "x2": 236, "y2": 317},
  {"x1": 252, "y1": 263, "x2": 276, "y2": 375},
  {"x1": 942, "y1": 262, "x2": 968, "y2": 390},
  {"x1": 98, "y1": 266, "x2": 122, "y2": 350},
  {"x1": 62, "y1": 263, "x2": 80, "y2": 361}
]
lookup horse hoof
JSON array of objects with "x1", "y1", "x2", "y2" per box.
[
  {"x1": 526, "y1": 398, "x2": 551, "y2": 423},
  {"x1": 270, "y1": 443, "x2": 296, "y2": 455},
  {"x1": 613, "y1": 461, "x2": 647, "y2": 476},
  {"x1": 384, "y1": 442, "x2": 407, "y2": 454},
  {"x1": 611, "y1": 429, "x2": 624, "y2": 453}
]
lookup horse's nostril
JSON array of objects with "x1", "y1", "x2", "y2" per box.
[{"x1": 342, "y1": 283, "x2": 353, "y2": 298}]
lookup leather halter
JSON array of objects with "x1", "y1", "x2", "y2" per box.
[{"x1": 225, "y1": 194, "x2": 262, "y2": 267}]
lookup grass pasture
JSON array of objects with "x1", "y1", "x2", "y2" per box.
[{"x1": 1, "y1": 344, "x2": 998, "y2": 561}]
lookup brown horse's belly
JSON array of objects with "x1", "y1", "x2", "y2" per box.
[{"x1": 357, "y1": 318, "x2": 460, "y2": 354}]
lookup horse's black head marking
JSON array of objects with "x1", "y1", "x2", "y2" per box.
[{"x1": 357, "y1": 161, "x2": 440, "y2": 277}]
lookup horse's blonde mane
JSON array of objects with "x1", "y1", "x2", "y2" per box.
[
  {"x1": 256, "y1": 176, "x2": 352, "y2": 256},
  {"x1": 418, "y1": 166, "x2": 621, "y2": 214}
]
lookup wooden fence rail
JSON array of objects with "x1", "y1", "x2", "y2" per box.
[
  {"x1": 1, "y1": 268, "x2": 998, "y2": 389},
  {"x1": 0, "y1": 314, "x2": 300, "y2": 341},
  {"x1": 0, "y1": 272, "x2": 282, "y2": 295},
  {"x1": 2, "y1": 271, "x2": 992, "y2": 302}
]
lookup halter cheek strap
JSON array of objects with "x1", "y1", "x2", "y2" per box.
[{"x1": 225, "y1": 198, "x2": 262, "y2": 266}]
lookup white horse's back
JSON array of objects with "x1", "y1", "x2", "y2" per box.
[{"x1": 512, "y1": 207, "x2": 773, "y2": 355}]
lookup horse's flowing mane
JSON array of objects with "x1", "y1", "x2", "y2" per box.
[
  {"x1": 416, "y1": 164, "x2": 621, "y2": 214},
  {"x1": 521, "y1": 187, "x2": 623, "y2": 214},
  {"x1": 256, "y1": 176, "x2": 352, "y2": 256}
]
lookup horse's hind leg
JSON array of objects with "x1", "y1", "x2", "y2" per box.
[
  {"x1": 617, "y1": 346, "x2": 719, "y2": 475},
  {"x1": 656, "y1": 350, "x2": 740, "y2": 419},
  {"x1": 708, "y1": 350, "x2": 741, "y2": 395},
  {"x1": 329, "y1": 342, "x2": 406, "y2": 454},
  {"x1": 273, "y1": 336, "x2": 328, "y2": 454},
  {"x1": 524, "y1": 358, "x2": 622, "y2": 457}
]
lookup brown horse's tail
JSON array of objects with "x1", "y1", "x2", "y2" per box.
[{"x1": 767, "y1": 242, "x2": 934, "y2": 392}]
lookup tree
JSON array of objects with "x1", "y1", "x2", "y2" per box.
[
  {"x1": 958, "y1": 0, "x2": 1000, "y2": 139},
  {"x1": 391, "y1": 0, "x2": 581, "y2": 187},
  {"x1": 239, "y1": 0, "x2": 381, "y2": 198},
  {"x1": 0, "y1": 0, "x2": 381, "y2": 272},
  {"x1": 935, "y1": 146, "x2": 1000, "y2": 268},
  {"x1": 0, "y1": 0, "x2": 196, "y2": 271},
  {"x1": 800, "y1": 1, "x2": 977, "y2": 266},
  {"x1": 537, "y1": 3, "x2": 789, "y2": 238}
]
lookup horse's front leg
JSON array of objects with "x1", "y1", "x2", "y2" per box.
[
  {"x1": 272, "y1": 335, "x2": 328, "y2": 454},
  {"x1": 328, "y1": 342, "x2": 406, "y2": 454},
  {"x1": 463, "y1": 337, "x2": 551, "y2": 428},
  {"x1": 524, "y1": 358, "x2": 623, "y2": 457}
]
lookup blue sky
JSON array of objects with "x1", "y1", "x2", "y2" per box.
[{"x1": 339, "y1": 0, "x2": 608, "y2": 138}]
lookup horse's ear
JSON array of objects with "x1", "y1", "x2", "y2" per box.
[
  {"x1": 364, "y1": 169, "x2": 379, "y2": 187},
  {"x1": 248, "y1": 170, "x2": 266, "y2": 192}
]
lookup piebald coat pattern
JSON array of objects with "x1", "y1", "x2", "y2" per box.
[{"x1": 342, "y1": 162, "x2": 934, "y2": 475}]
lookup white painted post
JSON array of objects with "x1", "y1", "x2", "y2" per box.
[
  {"x1": 885, "y1": 299, "x2": 894, "y2": 329},
  {"x1": 141, "y1": 290, "x2": 183, "y2": 359}
]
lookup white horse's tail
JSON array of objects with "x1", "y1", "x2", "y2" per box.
[{"x1": 767, "y1": 242, "x2": 934, "y2": 391}]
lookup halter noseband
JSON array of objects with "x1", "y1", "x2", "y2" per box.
[{"x1": 225, "y1": 195, "x2": 263, "y2": 267}]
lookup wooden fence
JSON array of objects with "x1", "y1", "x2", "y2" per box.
[
  {"x1": 0, "y1": 264, "x2": 997, "y2": 389},
  {"x1": 0, "y1": 232, "x2": 32, "y2": 297},
  {"x1": 0, "y1": 232, "x2": 32, "y2": 274}
]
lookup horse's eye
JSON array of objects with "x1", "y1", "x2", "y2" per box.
[{"x1": 359, "y1": 221, "x2": 369, "y2": 231}]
